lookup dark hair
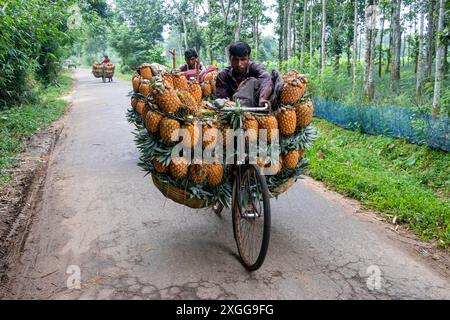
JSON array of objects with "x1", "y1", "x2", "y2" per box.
[
  {"x1": 184, "y1": 49, "x2": 198, "y2": 59},
  {"x1": 229, "y1": 41, "x2": 251, "y2": 58}
]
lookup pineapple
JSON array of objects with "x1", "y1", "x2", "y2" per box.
[
  {"x1": 141, "y1": 103, "x2": 150, "y2": 120},
  {"x1": 203, "y1": 71, "x2": 218, "y2": 82},
  {"x1": 135, "y1": 100, "x2": 145, "y2": 115},
  {"x1": 169, "y1": 157, "x2": 188, "y2": 178},
  {"x1": 131, "y1": 96, "x2": 138, "y2": 108},
  {"x1": 139, "y1": 79, "x2": 151, "y2": 96},
  {"x1": 210, "y1": 79, "x2": 217, "y2": 95},
  {"x1": 295, "y1": 99, "x2": 314, "y2": 128},
  {"x1": 177, "y1": 90, "x2": 199, "y2": 114},
  {"x1": 277, "y1": 107, "x2": 297, "y2": 136},
  {"x1": 132, "y1": 74, "x2": 141, "y2": 93},
  {"x1": 256, "y1": 157, "x2": 282, "y2": 175},
  {"x1": 298, "y1": 149, "x2": 305, "y2": 159},
  {"x1": 257, "y1": 115, "x2": 279, "y2": 143},
  {"x1": 188, "y1": 164, "x2": 208, "y2": 183},
  {"x1": 207, "y1": 164, "x2": 224, "y2": 186},
  {"x1": 188, "y1": 81, "x2": 202, "y2": 102},
  {"x1": 281, "y1": 150, "x2": 299, "y2": 169},
  {"x1": 160, "y1": 118, "x2": 180, "y2": 143},
  {"x1": 203, "y1": 125, "x2": 218, "y2": 148},
  {"x1": 140, "y1": 63, "x2": 153, "y2": 80},
  {"x1": 243, "y1": 113, "x2": 259, "y2": 142},
  {"x1": 171, "y1": 71, "x2": 188, "y2": 90},
  {"x1": 162, "y1": 72, "x2": 174, "y2": 89},
  {"x1": 220, "y1": 123, "x2": 233, "y2": 149},
  {"x1": 152, "y1": 79, "x2": 181, "y2": 113},
  {"x1": 280, "y1": 71, "x2": 307, "y2": 105},
  {"x1": 182, "y1": 123, "x2": 200, "y2": 148},
  {"x1": 201, "y1": 82, "x2": 212, "y2": 96},
  {"x1": 145, "y1": 111, "x2": 163, "y2": 133},
  {"x1": 152, "y1": 159, "x2": 168, "y2": 173}
]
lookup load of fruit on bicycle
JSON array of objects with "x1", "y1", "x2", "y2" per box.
[
  {"x1": 92, "y1": 63, "x2": 115, "y2": 78},
  {"x1": 127, "y1": 62, "x2": 317, "y2": 209}
]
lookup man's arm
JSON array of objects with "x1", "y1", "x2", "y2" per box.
[
  {"x1": 215, "y1": 71, "x2": 233, "y2": 99},
  {"x1": 179, "y1": 64, "x2": 188, "y2": 72},
  {"x1": 250, "y1": 63, "x2": 273, "y2": 107}
]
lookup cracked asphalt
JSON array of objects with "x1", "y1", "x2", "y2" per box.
[{"x1": 2, "y1": 69, "x2": 449, "y2": 300}]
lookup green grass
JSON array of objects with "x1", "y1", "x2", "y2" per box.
[
  {"x1": 114, "y1": 71, "x2": 133, "y2": 82},
  {"x1": 306, "y1": 118, "x2": 450, "y2": 248},
  {"x1": 0, "y1": 71, "x2": 73, "y2": 188}
]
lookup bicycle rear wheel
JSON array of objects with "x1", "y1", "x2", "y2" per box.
[{"x1": 232, "y1": 165, "x2": 271, "y2": 271}]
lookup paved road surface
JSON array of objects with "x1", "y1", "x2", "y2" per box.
[{"x1": 3, "y1": 69, "x2": 449, "y2": 299}]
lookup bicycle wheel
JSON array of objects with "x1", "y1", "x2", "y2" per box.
[{"x1": 232, "y1": 165, "x2": 271, "y2": 271}]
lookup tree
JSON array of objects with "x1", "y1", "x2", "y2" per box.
[
  {"x1": 352, "y1": 0, "x2": 359, "y2": 96},
  {"x1": 300, "y1": 0, "x2": 308, "y2": 67},
  {"x1": 424, "y1": 0, "x2": 436, "y2": 82},
  {"x1": 321, "y1": 0, "x2": 327, "y2": 78},
  {"x1": 390, "y1": 0, "x2": 402, "y2": 90},
  {"x1": 416, "y1": 0, "x2": 424, "y2": 98},
  {"x1": 234, "y1": 0, "x2": 244, "y2": 42},
  {"x1": 432, "y1": 0, "x2": 445, "y2": 114},
  {"x1": 364, "y1": 0, "x2": 378, "y2": 101}
]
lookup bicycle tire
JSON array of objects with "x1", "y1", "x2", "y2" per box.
[{"x1": 232, "y1": 165, "x2": 271, "y2": 271}]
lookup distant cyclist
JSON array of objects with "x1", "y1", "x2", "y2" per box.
[{"x1": 101, "y1": 55, "x2": 111, "y2": 64}]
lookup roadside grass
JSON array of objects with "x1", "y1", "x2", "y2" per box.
[
  {"x1": 306, "y1": 118, "x2": 450, "y2": 248},
  {"x1": 0, "y1": 71, "x2": 73, "y2": 188},
  {"x1": 114, "y1": 71, "x2": 132, "y2": 82}
]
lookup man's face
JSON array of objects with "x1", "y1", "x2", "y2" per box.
[
  {"x1": 186, "y1": 56, "x2": 197, "y2": 67},
  {"x1": 230, "y1": 55, "x2": 249, "y2": 74}
]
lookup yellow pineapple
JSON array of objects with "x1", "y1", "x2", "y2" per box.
[
  {"x1": 135, "y1": 100, "x2": 146, "y2": 115},
  {"x1": 160, "y1": 118, "x2": 180, "y2": 143},
  {"x1": 277, "y1": 107, "x2": 297, "y2": 136},
  {"x1": 243, "y1": 112, "x2": 258, "y2": 141},
  {"x1": 256, "y1": 157, "x2": 282, "y2": 175},
  {"x1": 207, "y1": 164, "x2": 224, "y2": 186},
  {"x1": 280, "y1": 71, "x2": 307, "y2": 105},
  {"x1": 203, "y1": 124, "x2": 218, "y2": 148},
  {"x1": 188, "y1": 81, "x2": 202, "y2": 102},
  {"x1": 140, "y1": 63, "x2": 153, "y2": 80},
  {"x1": 131, "y1": 96, "x2": 138, "y2": 108},
  {"x1": 201, "y1": 82, "x2": 212, "y2": 96},
  {"x1": 188, "y1": 164, "x2": 208, "y2": 183},
  {"x1": 181, "y1": 123, "x2": 200, "y2": 148},
  {"x1": 294, "y1": 99, "x2": 314, "y2": 128},
  {"x1": 257, "y1": 115, "x2": 279, "y2": 143},
  {"x1": 171, "y1": 71, "x2": 188, "y2": 90},
  {"x1": 281, "y1": 150, "x2": 299, "y2": 169},
  {"x1": 177, "y1": 90, "x2": 199, "y2": 114},
  {"x1": 169, "y1": 157, "x2": 188, "y2": 178},
  {"x1": 152, "y1": 159, "x2": 168, "y2": 173},
  {"x1": 132, "y1": 74, "x2": 141, "y2": 93},
  {"x1": 139, "y1": 79, "x2": 151, "y2": 96},
  {"x1": 152, "y1": 76, "x2": 181, "y2": 113},
  {"x1": 145, "y1": 111, "x2": 163, "y2": 133}
]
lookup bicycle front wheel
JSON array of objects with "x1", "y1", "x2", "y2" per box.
[{"x1": 232, "y1": 165, "x2": 271, "y2": 271}]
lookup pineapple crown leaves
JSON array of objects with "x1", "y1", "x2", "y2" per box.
[
  {"x1": 219, "y1": 109, "x2": 242, "y2": 130},
  {"x1": 126, "y1": 107, "x2": 140, "y2": 124},
  {"x1": 280, "y1": 124, "x2": 317, "y2": 153},
  {"x1": 132, "y1": 92, "x2": 147, "y2": 100},
  {"x1": 150, "y1": 74, "x2": 167, "y2": 94},
  {"x1": 266, "y1": 158, "x2": 309, "y2": 192}
]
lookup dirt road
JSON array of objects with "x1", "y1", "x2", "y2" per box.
[{"x1": 2, "y1": 69, "x2": 449, "y2": 299}]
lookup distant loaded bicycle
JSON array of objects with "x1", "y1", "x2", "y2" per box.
[{"x1": 92, "y1": 63, "x2": 115, "y2": 82}]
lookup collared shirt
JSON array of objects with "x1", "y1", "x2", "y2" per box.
[{"x1": 215, "y1": 61, "x2": 273, "y2": 101}]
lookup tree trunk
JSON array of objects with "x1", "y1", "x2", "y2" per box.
[
  {"x1": 300, "y1": 0, "x2": 308, "y2": 68},
  {"x1": 416, "y1": 1, "x2": 424, "y2": 98},
  {"x1": 425, "y1": 0, "x2": 435, "y2": 82},
  {"x1": 310, "y1": 0, "x2": 314, "y2": 73},
  {"x1": 321, "y1": 0, "x2": 327, "y2": 78},
  {"x1": 378, "y1": 4, "x2": 385, "y2": 78},
  {"x1": 181, "y1": 16, "x2": 188, "y2": 51},
  {"x1": 390, "y1": 0, "x2": 402, "y2": 90},
  {"x1": 254, "y1": 16, "x2": 259, "y2": 61},
  {"x1": 432, "y1": 0, "x2": 444, "y2": 114},
  {"x1": 234, "y1": 0, "x2": 244, "y2": 42},
  {"x1": 364, "y1": 0, "x2": 377, "y2": 101},
  {"x1": 286, "y1": 0, "x2": 294, "y2": 60},
  {"x1": 353, "y1": 0, "x2": 359, "y2": 97}
]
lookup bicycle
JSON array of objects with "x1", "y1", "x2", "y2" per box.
[{"x1": 213, "y1": 103, "x2": 271, "y2": 271}]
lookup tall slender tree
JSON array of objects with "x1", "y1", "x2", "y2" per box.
[
  {"x1": 321, "y1": 0, "x2": 327, "y2": 78},
  {"x1": 432, "y1": 0, "x2": 445, "y2": 114},
  {"x1": 424, "y1": 0, "x2": 435, "y2": 82},
  {"x1": 390, "y1": 0, "x2": 402, "y2": 90},
  {"x1": 300, "y1": 0, "x2": 308, "y2": 68},
  {"x1": 416, "y1": 0, "x2": 424, "y2": 98},
  {"x1": 352, "y1": 0, "x2": 358, "y2": 96}
]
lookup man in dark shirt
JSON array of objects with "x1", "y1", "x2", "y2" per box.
[
  {"x1": 179, "y1": 49, "x2": 204, "y2": 72},
  {"x1": 216, "y1": 41, "x2": 273, "y2": 109}
]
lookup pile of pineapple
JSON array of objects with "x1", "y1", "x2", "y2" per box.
[{"x1": 127, "y1": 63, "x2": 316, "y2": 208}]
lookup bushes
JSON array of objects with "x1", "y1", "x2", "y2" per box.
[{"x1": 0, "y1": 0, "x2": 76, "y2": 109}]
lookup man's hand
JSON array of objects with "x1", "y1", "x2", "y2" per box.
[{"x1": 259, "y1": 99, "x2": 271, "y2": 110}]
